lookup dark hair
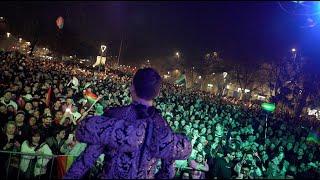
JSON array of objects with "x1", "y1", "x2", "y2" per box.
[
  {"x1": 224, "y1": 146, "x2": 234, "y2": 156},
  {"x1": 132, "y1": 68, "x2": 162, "y2": 100},
  {"x1": 0, "y1": 103, "x2": 6, "y2": 108},
  {"x1": 53, "y1": 126, "x2": 66, "y2": 136},
  {"x1": 27, "y1": 128, "x2": 41, "y2": 146}
]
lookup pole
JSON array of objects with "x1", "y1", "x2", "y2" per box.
[
  {"x1": 98, "y1": 55, "x2": 102, "y2": 74},
  {"x1": 264, "y1": 113, "x2": 268, "y2": 143},
  {"x1": 5, "y1": 152, "x2": 12, "y2": 180},
  {"x1": 49, "y1": 157, "x2": 55, "y2": 180},
  {"x1": 117, "y1": 37, "x2": 123, "y2": 66}
]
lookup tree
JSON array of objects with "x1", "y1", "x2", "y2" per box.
[
  {"x1": 27, "y1": 19, "x2": 41, "y2": 57},
  {"x1": 260, "y1": 51, "x2": 320, "y2": 117},
  {"x1": 199, "y1": 54, "x2": 233, "y2": 93},
  {"x1": 230, "y1": 62, "x2": 257, "y2": 94}
]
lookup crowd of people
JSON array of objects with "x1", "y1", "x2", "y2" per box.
[{"x1": 0, "y1": 50, "x2": 319, "y2": 179}]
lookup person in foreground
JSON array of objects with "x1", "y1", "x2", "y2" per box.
[{"x1": 64, "y1": 68, "x2": 192, "y2": 179}]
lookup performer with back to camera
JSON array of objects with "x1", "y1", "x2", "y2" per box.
[{"x1": 64, "y1": 68, "x2": 192, "y2": 179}]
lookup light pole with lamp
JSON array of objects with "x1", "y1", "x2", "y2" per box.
[
  {"x1": 176, "y1": 52, "x2": 180, "y2": 59},
  {"x1": 291, "y1": 48, "x2": 297, "y2": 62},
  {"x1": 175, "y1": 51, "x2": 184, "y2": 74},
  {"x1": 100, "y1": 45, "x2": 107, "y2": 74},
  {"x1": 261, "y1": 102, "x2": 276, "y2": 146},
  {"x1": 222, "y1": 72, "x2": 228, "y2": 96}
]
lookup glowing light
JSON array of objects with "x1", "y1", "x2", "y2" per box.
[
  {"x1": 223, "y1": 72, "x2": 228, "y2": 78},
  {"x1": 261, "y1": 102, "x2": 276, "y2": 112},
  {"x1": 207, "y1": 84, "x2": 213, "y2": 87},
  {"x1": 26, "y1": 42, "x2": 31, "y2": 46},
  {"x1": 292, "y1": 1, "x2": 304, "y2": 3},
  {"x1": 19, "y1": 38, "x2": 22, "y2": 42},
  {"x1": 6, "y1": 32, "x2": 10, "y2": 38},
  {"x1": 244, "y1": 89, "x2": 250, "y2": 93},
  {"x1": 291, "y1": 48, "x2": 296, "y2": 52},
  {"x1": 167, "y1": 71, "x2": 170, "y2": 74},
  {"x1": 56, "y1": 16, "x2": 64, "y2": 29},
  {"x1": 101, "y1": 45, "x2": 107, "y2": 53},
  {"x1": 213, "y1": 52, "x2": 218, "y2": 57},
  {"x1": 198, "y1": 76, "x2": 202, "y2": 79},
  {"x1": 176, "y1": 52, "x2": 180, "y2": 58}
]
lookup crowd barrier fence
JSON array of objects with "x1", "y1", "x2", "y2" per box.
[{"x1": 0, "y1": 150, "x2": 85, "y2": 180}]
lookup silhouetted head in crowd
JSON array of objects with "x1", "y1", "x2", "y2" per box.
[
  {"x1": 130, "y1": 68, "x2": 162, "y2": 106},
  {"x1": 224, "y1": 146, "x2": 236, "y2": 162},
  {"x1": 27, "y1": 128, "x2": 41, "y2": 146}
]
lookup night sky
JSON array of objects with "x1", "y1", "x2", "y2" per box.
[{"x1": 0, "y1": 1, "x2": 319, "y2": 67}]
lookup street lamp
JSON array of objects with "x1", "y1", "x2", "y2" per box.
[
  {"x1": 223, "y1": 72, "x2": 228, "y2": 79},
  {"x1": 99, "y1": 45, "x2": 107, "y2": 73},
  {"x1": 176, "y1": 52, "x2": 180, "y2": 59},
  {"x1": 101, "y1": 45, "x2": 107, "y2": 53},
  {"x1": 291, "y1": 48, "x2": 297, "y2": 60},
  {"x1": 213, "y1": 52, "x2": 218, "y2": 57}
]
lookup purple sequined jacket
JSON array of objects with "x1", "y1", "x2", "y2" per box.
[{"x1": 64, "y1": 103, "x2": 192, "y2": 179}]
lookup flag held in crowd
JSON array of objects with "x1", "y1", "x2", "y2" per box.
[
  {"x1": 175, "y1": 74, "x2": 187, "y2": 86},
  {"x1": 56, "y1": 156, "x2": 76, "y2": 179},
  {"x1": 45, "y1": 86, "x2": 52, "y2": 107},
  {"x1": 83, "y1": 89, "x2": 98, "y2": 104},
  {"x1": 306, "y1": 129, "x2": 320, "y2": 145}
]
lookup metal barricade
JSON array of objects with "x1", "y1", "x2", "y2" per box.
[{"x1": 0, "y1": 150, "x2": 79, "y2": 180}]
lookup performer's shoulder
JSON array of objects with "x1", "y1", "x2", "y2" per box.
[
  {"x1": 152, "y1": 107, "x2": 171, "y2": 129},
  {"x1": 103, "y1": 104, "x2": 132, "y2": 117}
]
